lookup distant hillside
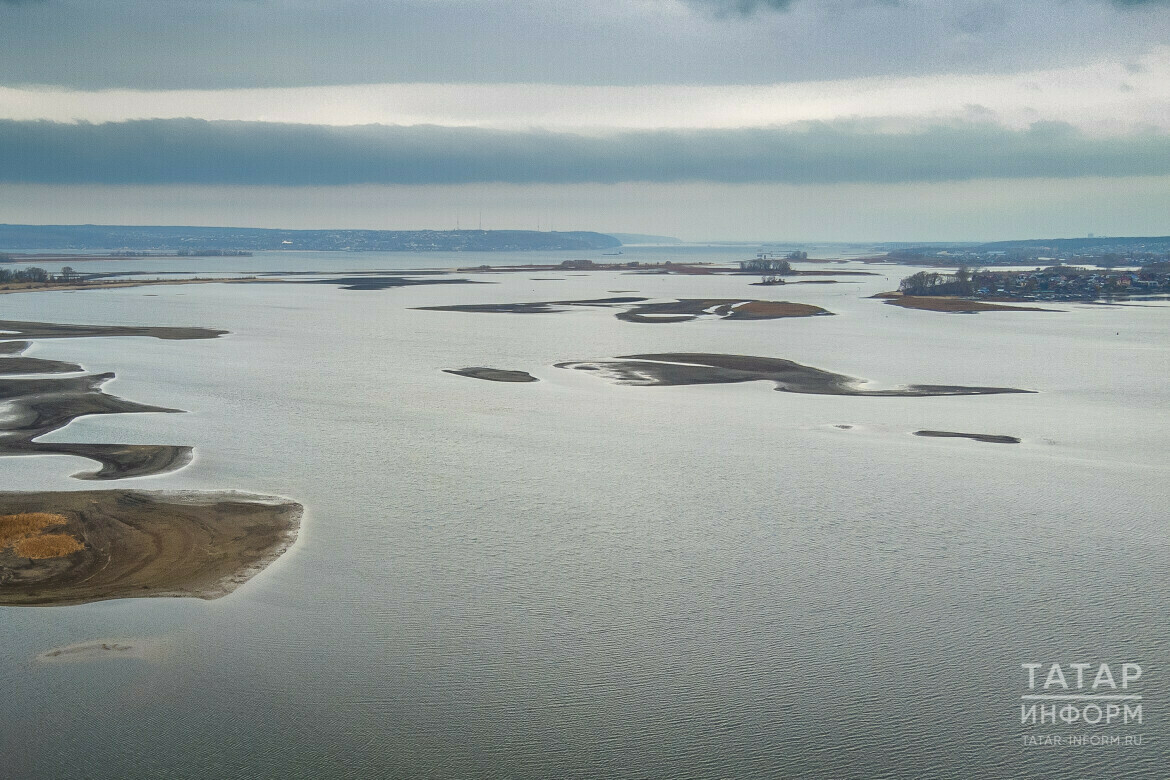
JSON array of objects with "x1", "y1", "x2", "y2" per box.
[
  {"x1": 0, "y1": 225, "x2": 622, "y2": 252},
  {"x1": 973, "y1": 236, "x2": 1170, "y2": 253},
  {"x1": 606, "y1": 232, "x2": 682, "y2": 245}
]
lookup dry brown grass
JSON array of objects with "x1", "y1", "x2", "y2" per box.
[
  {"x1": 14, "y1": 533, "x2": 84, "y2": 559},
  {"x1": 0, "y1": 512, "x2": 83, "y2": 558},
  {"x1": 729, "y1": 301, "x2": 828, "y2": 319},
  {"x1": 0, "y1": 513, "x2": 67, "y2": 546}
]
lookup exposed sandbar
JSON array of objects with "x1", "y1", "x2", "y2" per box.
[
  {"x1": 417, "y1": 296, "x2": 646, "y2": 314},
  {"x1": 555, "y1": 353, "x2": 1033, "y2": 397},
  {"x1": 417, "y1": 297, "x2": 832, "y2": 323},
  {"x1": 0, "y1": 356, "x2": 83, "y2": 375},
  {"x1": 616, "y1": 299, "x2": 831, "y2": 323},
  {"x1": 298, "y1": 275, "x2": 486, "y2": 291},
  {"x1": 0, "y1": 371, "x2": 190, "y2": 480},
  {"x1": 0, "y1": 341, "x2": 30, "y2": 355},
  {"x1": 0, "y1": 322, "x2": 219, "y2": 479},
  {"x1": 0, "y1": 278, "x2": 267, "y2": 295},
  {"x1": 914, "y1": 430, "x2": 1021, "y2": 444},
  {"x1": 7, "y1": 443, "x2": 195, "y2": 480},
  {"x1": 0, "y1": 490, "x2": 302, "y2": 606},
  {"x1": 444, "y1": 367, "x2": 539, "y2": 383},
  {"x1": 0, "y1": 319, "x2": 227, "y2": 340},
  {"x1": 874, "y1": 295, "x2": 1056, "y2": 313}
]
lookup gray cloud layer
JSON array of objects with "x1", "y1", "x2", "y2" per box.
[
  {"x1": 2, "y1": 119, "x2": 1168, "y2": 186},
  {"x1": 1, "y1": 0, "x2": 1168, "y2": 89},
  {"x1": 691, "y1": 0, "x2": 1170, "y2": 10}
]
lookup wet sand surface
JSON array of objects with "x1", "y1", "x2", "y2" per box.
[
  {"x1": 444, "y1": 367, "x2": 539, "y2": 383},
  {"x1": 0, "y1": 321, "x2": 225, "y2": 479},
  {"x1": 0, "y1": 342, "x2": 83, "y2": 375},
  {"x1": 875, "y1": 295, "x2": 1056, "y2": 313},
  {"x1": 0, "y1": 490, "x2": 302, "y2": 606},
  {"x1": 297, "y1": 275, "x2": 486, "y2": 291},
  {"x1": 0, "y1": 320, "x2": 227, "y2": 340},
  {"x1": 616, "y1": 299, "x2": 831, "y2": 323},
  {"x1": 418, "y1": 297, "x2": 831, "y2": 323},
  {"x1": 914, "y1": 430, "x2": 1022, "y2": 444},
  {"x1": 417, "y1": 296, "x2": 646, "y2": 314},
  {"x1": 556, "y1": 353, "x2": 1033, "y2": 396}
]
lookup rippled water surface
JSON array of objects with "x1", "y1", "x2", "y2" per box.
[{"x1": 1, "y1": 251, "x2": 1167, "y2": 778}]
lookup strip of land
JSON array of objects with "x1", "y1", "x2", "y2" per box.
[
  {"x1": 873, "y1": 293, "x2": 1055, "y2": 313},
  {"x1": 0, "y1": 320, "x2": 227, "y2": 340},
  {"x1": 616, "y1": 299, "x2": 831, "y2": 323},
  {"x1": 0, "y1": 277, "x2": 270, "y2": 295},
  {"x1": 444, "y1": 367, "x2": 539, "y2": 382},
  {"x1": 0, "y1": 490, "x2": 302, "y2": 606},
  {"x1": 418, "y1": 297, "x2": 832, "y2": 323},
  {"x1": 297, "y1": 275, "x2": 486, "y2": 290},
  {"x1": 556, "y1": 353, "x2": 1033, "y2": 396},
  {"x1": 0, "y1": 322, "x2": 225, "y2": 479},
  {"x1": 914, "y1": 430, "x2": 1021, "y2": 444}
]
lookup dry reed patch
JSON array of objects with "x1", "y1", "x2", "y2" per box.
[
  {"x1": 0, "y1": 512, "x2": 83, "y2": 559},
  {"x1": 14, "y1": 533, "x2": 85, "y2": 559},
  {"x1": 0, "y1": 513, "x2": 66, "y2": 546}
]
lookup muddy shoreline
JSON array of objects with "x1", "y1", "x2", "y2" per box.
[
  {"x1": 444, "y1": 367, "x2": 539, "y2": 382},
  {"x1": 914, "y1": 430, "x2": 1021, "y2": 444},
  {"x1": 0, "y1": 322, "x2": 224, "y2": 479},
  {"x1": 419, "y1": 297, "x2": 832, "y2": 323},
  {"x1": 556, "y1": 353, "x2": 1033, "y2": 397},
  {"x1": 0, "y1": 490, "x2": 302, "y2": 606},
  {"x1": 872, "y1": 294, "x2": 1056, "y2": 313}
]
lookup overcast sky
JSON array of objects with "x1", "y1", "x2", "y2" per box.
[{"x1": 2, "y1": 0, "x2": 1169, "y2": 241}]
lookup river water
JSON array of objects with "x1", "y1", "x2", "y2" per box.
[{"x1": 0, "y1": 249, "x2": 1166, "y2": 778}]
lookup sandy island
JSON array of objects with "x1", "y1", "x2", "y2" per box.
[
  {"x1": 0, "y1": 322, "x2": 225, "y2": 479},
  {"x1": 418, "y1": 297, "x2": 832, "y2": 323},
  {"x1": 615, "y1": 299, "x2": 831, "y2": 323},
  {"x1": 556, "y1": 354, "x2": 1033, "y2": 396},
  {"x1": 914, "y1": 430, "x2": 1021, "y2": 444},
  {"x1": 871, "y1": 293, "x2": 1057, "y2": 313},
  {"x1": 297, "y1": 275, "x2": 486, "y2": 291},
  {"x1": 444, "y1": 367, "x2": 539, "y2": 382},
  {"x1": 0, "y1": 490, "x2": 302, "y2": 606}
]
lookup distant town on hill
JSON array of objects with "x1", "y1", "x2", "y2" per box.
[
  {"x1": 878, "y1": 235, "x2": 1170, "y2": 266},
  {"x1": 0, "y1": 225, "x2": 622, "y2": 252}
]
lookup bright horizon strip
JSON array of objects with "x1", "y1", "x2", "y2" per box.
[{"x1": 0, "y1": 47, "x2": 1167, "y2": 132}]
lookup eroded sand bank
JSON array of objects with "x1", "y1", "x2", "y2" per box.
[
  {"x1": 0, "y1": 490, "x2": 302, "y2": 607},
  {"x1": 0, "y1": 322, "x2": 224, "y2": 479},
  {"x1": 556, "y1": 354, "x2": 1033, "y2": 396}
]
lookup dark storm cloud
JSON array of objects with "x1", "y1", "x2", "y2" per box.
[{"x1": 2, "y1": 118, "x2": 1167, "y2": 186}]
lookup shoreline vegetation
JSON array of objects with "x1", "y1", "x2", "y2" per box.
[
  {"x1": 555, "y1": 354, "x2": 1033, "y2": 396},
  {"x1": 0, "y1": 490, "x2": 301, "y2": 607}
]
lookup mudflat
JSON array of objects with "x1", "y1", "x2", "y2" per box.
[
  {"x1": 0, "y1": 490, "x2": 302, "y2": 607},
  {"x1": 874, "y1": 295, "x2": 1055, "y2": 313},
  {"x1": 0, "y1": 323, "x2": 225, "y2": 479},
  {"x1": 914, "y1": 430, "x2": 1022, "y2": 444},
  {"x1": 556, "y1": 353, "x2": 1033, "y2": 396},
  {"x1": 444, "y1": 367, "x2": 539, "y2": 382},
  {"x1": 418, "y1": 297, "x2": 832, "y2": 323}
]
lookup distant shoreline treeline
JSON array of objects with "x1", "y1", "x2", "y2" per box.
[{"x1": 0, "y1": 225, "x2": 622, "y2": 252}]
